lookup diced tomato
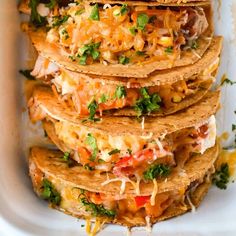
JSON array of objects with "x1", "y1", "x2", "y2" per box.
[
  {"x1": 134, "y1": 196, "x2": 151, "y2": 207},
  {"x1": 113, "y1": 149, "x2": 157, "y2": 177},
  {"x1": 198, "y1": 124, "x2": 208, "y2": 138},
  {"x1": 89, "y1": 192, "x2": 104, "y2": 205}
]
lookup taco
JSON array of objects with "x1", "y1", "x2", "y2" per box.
[
  {"x1": 30, "y1": 36, "x2": 222, "y2": 117},
  {"x1": 29, "y1": 144, "x2": 218, "y2": 228},
  {"x1": 28, "y1": 86, "x2": 220, "y2": 184},
  {"x1": 20, "y1": 1, "x2": 213, "y2": 77}
]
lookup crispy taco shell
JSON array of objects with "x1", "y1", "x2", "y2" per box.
[
  {"x1": 29, "y1": 145, "x2": 218, "y2": 226},
  {"x1": 28, "y1": 86, "x2": 220, "y2": 138},
  {"x1": 24, "y1": 2, "x2": 214, "y2": 78}
]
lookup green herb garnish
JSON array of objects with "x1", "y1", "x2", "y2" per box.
[
  {"x1": 191, "y1": 40, "x2": 199, "y2": 50},
  {"x1": 127, "y1": 148, "x2": 132, "y2": 155},
  {"x1": 165, "y1": 46, "x2": 173, "y2": 54},
  {"x1": 232, "y1": 124, "x2": 236, "y2": 131},
  {"x1": 136, "y1": 51, "x2": 145, "y2": 56},
  {"x1": 75, "y1": 8, "x2": 85, "y2": 15},
  {"x1": 114, "y1": 86, "x2": 126, "y2": 99},
  {"x1": 41, "y1": 179, "x2": 61, "y2": 205},
  {"x1": 85, "y1": 133, "x2": 98, "y2": 161},
  {"x1": 221, "y1": 78, "x2": 236, "y2": 86},
  {"x1": 134, "y1": 87, "x2": 162, "y2": 116},
  {"x1": 118, "y1": 55, "x2": 130, "y2": 65},
  {"x1": 80, "y1": 197, "x2": 116, "y2": 217},
  {"x1": 129, "y1": 26, "x2": 137, "y2": 35},
  {"x1": 78, "y1": 42, "x2": 101, "y2": 65},
  {"x1": 108, "y1": 149, "x2": 120, "y2": 155},
  {"x1": 143, "y1": 164, "x2": 171, "y2": 180},
  {"x1": 120, "y1": 4, "x2": 128, "y2": 15},
  {"x1": 90, "y1": 4, "x2": 99, "y2": 21},
  {"x1": 84, "y1": 163, "x2": 95, "y2": 171},
  {"x1": 29, "y1": 0, "x2": 47, "y2": 27},
  {"x1": 19, "y1": 69, "x2": 35, "y2": 80},
  {"x1": 62, "y1": 152, "x2": 70, "y2": 161},
  {"x1": 52, "y1": 15, "x2": 69, "y2": 28},
  {"x1": 99, "y1": 94, "x2": 108, "y2": 103},
  {"x1": 45, "y1": 0, "x2": 57, "y2": 9},
  {"x1": 137, "y1": 13, "x2": 149, "y2": 31},
  {"x1": 61, "y1": 29, "x2": 69, "y2": 40},
  {"x1": 212, "y1": 163, "x2": 230, "y2": 189},
  {"x1": 87, "y1": 99, "x2": 100, "y2": 121}
]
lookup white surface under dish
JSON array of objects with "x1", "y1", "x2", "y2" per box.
[{"x1": 0, "y1": 0, "x2": 236, "y2": 235}]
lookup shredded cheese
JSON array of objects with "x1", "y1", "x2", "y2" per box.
[
  {"x1": 140, "y1": 132, "x2": 153, "y2": 139},
  {"x1": 145, "y1": 216, "x2": 152, "y2": 233},
  {"x1": 186, "y1": 193, "x2": 196, "y2": 213},
  {"x1": 192, "y1": 49, "x2": 202, "y2": 59},
  {"x1": 150, "y1": 179, "x2": 158, "y2": 206},
  {"x1": 141, "y1": 117, "x2": 145, "y2": 130}
]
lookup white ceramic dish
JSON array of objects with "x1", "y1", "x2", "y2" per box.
[{"x1": 0, "y1": 0, "x2": 236, "y2": 235}]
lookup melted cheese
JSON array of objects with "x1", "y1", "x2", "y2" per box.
[
  {"x1": 198, "y1": 115, "x2": 216, "y2": 154},
  {"x1": 145, "y1": 216, "x2": 152, "y2": 233},
  {"x1": 150, "y1": 179, "x2": 158, "y2": 206},
  {"x1": 202, "y1": 57, "x2": 220, "y2": 76},
  {"x1": 186, "y1": 193, "x2": 196, "y2": 213}
]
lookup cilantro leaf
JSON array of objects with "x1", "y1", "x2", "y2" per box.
[
  {"x1": 45, "y1": 0, "x2": 57, "y2": 9},
  {"x1": 19, "y1": 69, "x2": 35, "y2": 80},
  {"x1": 84, "y1": 163, "x2": 95, "y2": 171},
  {"x1": 143, "y1": 164, "x2": 171, "y2": 180},
  {"x1": 120, "y1": 4, "x2": 128, "y2": 15},
  {"x1": 191, "y1": 40, "x2": 199, "y2": 50},
  {"x1": 134, "y1": 87, "x2": 162, "y2": 116},
  {"x1": 52, "y1": 15, "x2": 69, "y2": 28},
  {"x1": 114, "y1": 86, "x2": 126, "y2": 99},
  {"x1": 80, "y1": 197, "x2": 116, "y2": 217},
  {"x1": 98, "y1": 94, "x2": 108, "y2": 103},
  {"x1": 118, "y1": 55, "x2": 130, "y2": 65},
  {"x1": 75, "y1": 8, "x2": 85, "y2": 15},
  {"x1": 41, "y1": 179, "x2": 61, "y2": 205},
  {"x1": 87, "y1": 99, "x2": 100, "y2": 121},
  {"x1": 108, "y1": 149, "x2": 120, "y2": 155},
  {"x1": 212, "y1": 163, "x2": 230, "y2": 189},
  {"x1": 221, "y1": 78, "x2": 236, "y2": 86},
  {"x1": 165, "y1": 46, "x2": 173, "y2": 54},
  {"x1": 90, "y1": 4, "x2": 99, "y2": 21},
  {"x1": 85, "y1": 133, "x2": 98, "y2": 161},
  {"x1": 137, "y1": 13, "x2": 149, "y2": 31},
  {"x1": 29, "y1": 0, "x2": 47, "y2": 27},
  {"x1": 129, "y1": 26, "x2": 137, "y2": 35}
]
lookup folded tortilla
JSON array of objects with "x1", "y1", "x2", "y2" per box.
[
  {"x1": 23, "y1": 2, "x2": 213, "y2": 78},
  {"x1": 28, "y1": 86, "x2": 219, "y2": 180},
  {"x1": 29, "y1": 145, "x2": 218, "y2": 227},
  {"x1": 31, "y1": 36, "x2": 222, "y2": 117}
]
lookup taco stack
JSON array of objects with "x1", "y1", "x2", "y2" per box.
[{"x1": 19, "y1": 0, "x2": 222, "y2": 233}]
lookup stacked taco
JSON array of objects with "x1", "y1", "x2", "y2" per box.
[{"x1": 19, "y1": 0, "x2": 222, "y2": 233}]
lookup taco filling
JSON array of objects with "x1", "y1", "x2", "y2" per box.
[
  {"x1": 30, "y1": 157, "x2": 214, "y2": 226},
  {"x1": 31, "y1": 55, "x2": 218, "y2": 116},
  {"x1": 29, "y1": 2, "x2": 210, "y2": 66},
  {"x1": 41, "y1": 115, "x2": 216, "y2": 180}
]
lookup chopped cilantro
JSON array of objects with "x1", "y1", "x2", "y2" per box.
[
  {"x1": 191, "y1": 40, "x2": 199, "y2": 50},
  {"x1": 98, "y1": 159, "x2": 105, "y2": 163},
  {"x1": 62, "y1": 152, "x2": 70, "y2": 161},
  {"x1": 212, "y1": 163, "x2": 230, "y2": 190},
  {"x1": 221, "y1": 78, "x2": 236, "y2": 86},
  {"x1": 165, "y1": 46, "x2": 173, "y2": 54},
  {"x1": 87, "y1": 99, "x2": 100, "y2": 121},
  {"x1": 118, "y1": 55, "x2": 130, "y2": 65},
  {"x1": 108, "y1": 149, "x2": 120, "y2": 155},
  {"x1": 19, "y1": 69, "x2": 35, "y2": 80},
  {"x1": 137, "y1": 13, "x2": 149, "y2": 31},
  {"x1": 75, "y1": 8, "x2": 85, "y2": 15},
  {"x1": 78, "y1": 42, "x2": 101, "y2": 65},
  {"x1": 61, "y1": 29, "x2": 69, "y2": 40},
  {"x1": 232, "y1": 124, "x2": 236, "y2": 131},
  {"x1": 84, "y1": 163, "x2": 95, "y2": 171},
  {"x1": 52, "y1": 15, "x2": 69, "y2": 28},
  {"x1": 85, "y1": 133, "x2": 98, "y2": 161},
  {"x1": 98, "y1": 94, "x2": 108, "y2": 104},
  {"x1": 114, "y1": 86, "x2": 126, "y2": 99},
  {"x1": 80, "y1": 197, "x2": 116, "y2": 217},
  {"x1": 29, "y1": 0, "x2": 47, "y2": 27},
  {"x1": 41, "y1": 179, "x2": 61, "y2": 205},
  {"x1": 129, "y1": 26, "x2": 137, "y2": 35},
  {"x1": 136, "y1": 51, "x2": 145, "y2": 56},
  {"x1": 90, "y1": 4, "x2": 99, "y2": 21},
  {"x1": 127, "y1": 148, "x2": 132, "y2": 155},
  {"x1": 120, "y1": 4, "x2": 128, "y2": 15},
  {"x1": 143, "y1": 164, "x2": 171, "y2": 180},
  {"x1": 134, "y1": 87, "x2": 162, "y2": 116},
  {"x1": 45, "y1": 0, "x2": 57, "y2": 9}
]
